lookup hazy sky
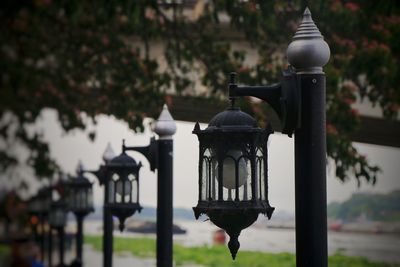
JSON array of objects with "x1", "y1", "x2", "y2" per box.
[{"x1": 11, "y1": 108, "x2": 400, "y2": 213}]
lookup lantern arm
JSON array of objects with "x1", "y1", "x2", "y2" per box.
[
  {"x1": 123, "y1": 136, "x2": 158, "y2": 172},
  {"x1": 79, "y1": 167, "x2": 105, "y2": 185},
  {"x1": 228, "y1": 67, "x2": 301, "y2": 136},
  {"x1": 230, "y1": 82, "x2": 282, "y2": 118}
]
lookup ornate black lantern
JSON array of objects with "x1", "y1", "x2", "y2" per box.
[
  {"x1": 193, "y1": 102, "x2": 275, "y2": 259},
  {"x1": 27, "y1": 194, "x2": 41, "y2": 216},
  {"x1": 66, "y1": 172, "x2": 94, "y2": 216},
  {"x1": 37, "y1": 187, "x2": 52, "y2": 216},
  {"x1": 49, "y1": 200, "x2": 67, "y2": 229},
  {"x1": 106, "y1": 144, "x2": 142, "y2": 231}
]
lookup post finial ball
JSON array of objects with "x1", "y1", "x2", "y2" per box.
[
  {"x1": 154, "y1": 104, "x2": 177, "y2": 139},
  {"x1": 287, "y1": 7, "x2": 330, "y2": 73}
]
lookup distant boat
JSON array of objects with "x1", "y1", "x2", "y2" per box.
[
  {"x1": 329, "y1": 222, "x2": 343, "y2": 232},
  {"x1": 124, "y1": 220, "x2": 187, "y2": 234}
]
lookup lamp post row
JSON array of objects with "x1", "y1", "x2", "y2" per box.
[
  {"x1": 26, "y1": 7, "x2": 329, "y2": 267},
  {"x1": 27, "y1": 104, "x2": 177, "y2": 267}
]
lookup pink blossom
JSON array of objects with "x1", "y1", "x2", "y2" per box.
[
  {"x1": 326, "y1": 124, "x2": 338, "y2": 135},
  {"x1": 345, "y1": 2, "x2": 360, "y2": 11},
  {"x1": 101, "y1": 35, "x2": 110, "y2": 46}
]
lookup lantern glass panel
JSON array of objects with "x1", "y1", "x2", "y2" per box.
[
  {"x1": 256, "y1": 149, "x2": 265, "y2": 200},
  {"x1": 201, "y1": 158, "x2": 208, "y2": 201},
  {"x1": 79, "y1": 189, "x2": 86, "y2": 209},
  {"x1": 222, "y1": 150, "x2": 247, "y2": 190},
  {"x1": 125, "y1": 173, "x2": 136, "y2": 203},
  {"x1": 127, "y1": 173, "x2": 137, "y2": 203},
  {"x1": 239, "y1": 160, "x2": 252, "y2": 201},
  {"x1": 222, "y1": 157, "x2": 234, "y2": 201},
  {"x1": 88, "y1": 188, "x2": 93, "y2": 208},
  {"x1": 211, "y1": 157, "x2": 217, "y2": 200},
  {"x1": 50, "y1": 207, "x2": 66, "y2": 228},
  {"x1": 44, "y1": 198, "x2": 50, "y2": 211},
  {"x1": 67, "y1": 191, "x2": 72, "y2": 210},
  {"x1": 75, "y1": 190, "x2": 80, "y2": 209},
  {"x1": 116, "y1": 179, "x2": 131, "y2": 198},
  {"x1": 108, "y1": 175, "x2": 116, "y2": 204}
]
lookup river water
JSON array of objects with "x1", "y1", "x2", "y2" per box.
[{"x1": 80, "y1": 219, "x2": 400, "y2": 263}]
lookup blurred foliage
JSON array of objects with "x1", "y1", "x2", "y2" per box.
[
  {"x1": 0, "y1": 0, "x2": 399, "y2": 190},
  {"x1": 328, "y1": 190, "x2": 400, "y2": 222},
  {"x1": 85, "y1": 235, "x2": 400, "y2": 266}
]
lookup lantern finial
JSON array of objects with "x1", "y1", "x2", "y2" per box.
[
  {"x1": 103, "y1": 142, "x2": 115, "y2": 163},
  {"x1": 119, "y1": 220, "x2": 125, "y2": 232},
  {"x1": 228, "y1": 232, "x2": 240, "y2": 260},
  {"x1": 76, "y1": 160, "x2": 84, "y2": 175}
]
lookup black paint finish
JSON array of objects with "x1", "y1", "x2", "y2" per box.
[{"x1": 295, "y1": 73, "x2": 328, "y2": 267}]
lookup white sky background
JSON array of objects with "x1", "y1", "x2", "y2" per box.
[{"x1": 10, "y1": 108, "x2": 400, "y2": 213}]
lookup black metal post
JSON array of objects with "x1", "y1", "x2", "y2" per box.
[
  {"x1": 153, "y1": 104, "x2": 176, "y2": 267},
  {"x1": 57, "y1": 227, "x2": 65, "y2": 267},
  {"x1": 286, "y1": 8, "x2": 330, "y2": 267},
  {"x1": 294, "y1": 74, "x2": 327, "y2": 267},
  {"x1": 48, "y1": 227, "x2": 53, "y2": 267},
  {"x1": 39, "y1": 216, "x2": 46, "y2": 263},
  {"x1": 156, "y1": 139, "x2": 173, "y2": 267},
  {"x1": 70, "y1": 214, "x2": 84, "y2": 267},
  {"x1": 31, "y1": 223, "x2": 38, "y2": 243},
  {"x1": 103, "y1": 183, "x2": 113, "y2": 267}
]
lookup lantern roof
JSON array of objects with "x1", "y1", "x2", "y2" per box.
[
  {"x1": 68, "y1": 172, "x2": 92, "y2": 188},
  {"x1": 108, "y1": 151, "x2": 141, "y2": 168},
  {"x1": 208, "y1": 107, "x2": 257, "y2": 128},
  {"x1": 38, "y1": 186, "x2": 51, "y2": 198}
]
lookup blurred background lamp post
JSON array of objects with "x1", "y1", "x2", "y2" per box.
[
  {"x1": 123, "y1": 104, "x2": 176, "y2": 267},
  {"x1": 77, "y1": 143, "x2": 115, "y2": 267},
  {"x1": 37, "y1": 186, "x2": 52, "y2": 264},
  {"x1": 49, "y1": 197, "x2": 68, "y2": 267},
  {"x1": 66, "y1": 171, "x2": 94, "y2": 267},
  {"x1": 105, "y1": 146, "x2": 143, "y2": 232},
  {"x1": 193, "y1": 8, "x2": 330, "y2": 267},
  {"x1": 26, "y1": 194, "x2": 41, "y2": 244}
]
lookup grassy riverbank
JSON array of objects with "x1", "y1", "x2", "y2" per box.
[{"x1": 85, "y1": 235, "x2": 400, "y2": 267}]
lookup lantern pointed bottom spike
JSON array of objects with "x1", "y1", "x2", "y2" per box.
[
  {"x1": 119, "y1": 221, "x2": 125, "y2": 232},
  {"x1": 117, "y1": 215, "x2": 127, "y2": 232},
  {"x1": 265, "y1": 207, "x2": 275, "y2": 219},
  {"x1": 227, "y1": 232, "x2": 240, "y2": 260}
]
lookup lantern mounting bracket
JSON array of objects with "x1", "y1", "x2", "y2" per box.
[
  {"x1": 79, "y1": 167, "x2": 107, "y2": 185},
  {"x1": 228, "y1": 67, "x2": 301, "y2": 137},
  {"x1": 123, "y1": 137, "x2": 158, "y2": 172}
]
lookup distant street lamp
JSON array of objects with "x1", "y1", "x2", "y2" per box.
[
  {"x1": 26, "y1": 194, "x2": 41, "y2": 243},
  {"x1": 123, "y1": 104, "x2": 176, "y2": 267},
  {"x1": 193, "y1": 8, "x2": 330, "y2": 267},
  {"x1": 36, "y1": 187, "x2": 52, "y2": 264},
  {"x1": 66, "y1": 171, "x2": 94, "y2": 267},
  {"x1": 105, "y1": 147, "x2": 142, "y2": 232},
  {"x1": 77, "y1": 143, "x2": 116, "y2": 267}
]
